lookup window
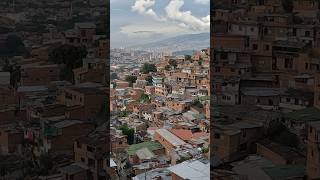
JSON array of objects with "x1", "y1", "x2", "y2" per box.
[
  {"x1": 294, "y1": 98, "x2": 299, "y2": 105},
  {"x1": 221, "y1": 52, "x2": 228, "y2": 60},
  {"x1": 215, "y1": 67, "x2": 221, "y2": 72},
  {"x1": 243, "y1": 130, "x2": 246, "y2": 137},
  {"x1": 305, "y1": 63, "x2": 309, "y2": 70},
  {"x1": 88, "y1": 158, "x2": 95, "y2": 168},
  {"x1": 81, "y1": 157, "x2": 85, "y2": 162},
  {"x1": 214, "y1": 133, "x2": 221, "y2": 139},
  {"x1": 252, "y1": 44, "x2": 258, "y2": 50},
  {"x1": 87, "y1": 146, "x2": 94, "y2": 152},
  {"x1": 81, "y1": 30, "x2": 86, "y2": 36},
  {"x1": 239, "y1": 143, "x2": 247, "y2": 151},
  {"x1": 265, "y1": 45, "x2": 270, "y2": 51},
  {"x1": 230, "y1": 68, "x2": 235, "y2": 72},
  {"x1": 284, "y1": 58, "x2": 293, "y2": 69},
  {"x1": 305, "y1": 31, "x2": 311, "y2": 37},
  {"x1": 250, "y1": 27, "x2": 254, "y2": 32},
  {"x1": 98, "y1": 159, "x2": 103, "y2": 169},
  {"x1": 268, "y1": 99, "x2": 274, "y2": 105},
  {"x1": 76, "y1": 141, "x2": 81, "y2": 149}
]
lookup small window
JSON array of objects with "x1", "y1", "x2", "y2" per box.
[
  {"x1": 220, "y1": 52, "x2": 228, "y2": 60},
  {"x1": 269, "y1": 99, "x2": 274, "y2": 105},
  {"x1": 87, "y1": 146, "x2": 94, "y2": 152},
  {"x1": 239, "y1": 143, "x2": 247, "y2": 151},
  {"x1": 76, "y1": 141, "x2": 81, "y2": 149},
  {"x1": 214, "y1": 133, "x2": 221, "y2": 139},
  {"x1": 305, "y1": 31, "x2": 311, "y2": 37},
  {"x1": 252, "y1": 44, "x2": 258, "y2": 50},
  {"x1": 265, "y1": 45, "x2": 270, "y2": 51}
]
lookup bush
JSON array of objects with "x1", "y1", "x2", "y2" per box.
[
  {"x1": 119, "y1": 125, "x2": 135, "y2": 145},
  {"x1": 125, "y1": 75, "x2": 137, "y2": 87},
  {"x1": 141, "y1": 63, "x2": 157, "y2": 74},
  {"x1": 266, "y1": 120, "x2": 299, "y2": 148}
]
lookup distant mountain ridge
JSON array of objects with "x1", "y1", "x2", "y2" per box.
[{"x1": 130, "y1": 32, "x2": 210, "y2": 51}]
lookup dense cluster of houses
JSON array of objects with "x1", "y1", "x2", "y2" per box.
[
  {"x1": 110, "y1": 49, "x2": 210, "y2": 179},
  {"x1": 0, "y1": 1, "x2": 111, "y2": 179},
  {"x1": 212, "y1": 0, "x2": 320, "y2": 179}
]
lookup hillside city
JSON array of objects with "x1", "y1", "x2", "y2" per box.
[
  {"x1": 109, "y1": 48, "x2": 210, "y2": 179},
  {"x1": 212, "y1": 0, "x2": 320, "y2": 179}
]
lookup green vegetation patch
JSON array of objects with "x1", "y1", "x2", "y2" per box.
[
  {"x1": 284, "y1": 107, "x2": 320, "y2": 122},
  {"x1": 262, "y1": 165, "x2": 305, "y2": 180},
  {"x1": 127, "y1": 141, "x2": 163, "y2": 156}
]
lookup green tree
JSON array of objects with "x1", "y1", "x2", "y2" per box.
[
  {"x1": 139, "y1": 94, "x2": 150, "y2": 103},
  {"x1": 125, "y1": 75, "x2": 137, "y2": 87},
  {"x1": 111, "y1": 73, "x2": 118, "y2": 80},
  {"x1": 112, "y1": 82, "x2": 117, "y2": 89},
  {"x1": 119, "y1": 125, "x2": 135, "y2": 145},
  {"x1": 49, "y1": 44, "x2": 87, "y2": 82},
  {"x1": 266, "y1": 120, "x2": 299, "y2": 148},
  {"x1": 169, "y1": 59, "x2": 177, "y2": 69},
  {"x1": 145, "y1": 75, "x2": 153, "y2": 86},
  {"x1": 192, "y1": 99, "x2": 203, "y2": 108},
  {"x1": 198, "y1": 60, "x2": 203, "y2": 66},
  {"x1": 165, "y1": 65, "x2": 171, "y2": 71},
  {"x1": 141, "y1": 63, "x2": 157, "y2": 74},
  {"x1": 185, "y1": 55, "x2": 192, "y2": 60},
  {"x1": 0, "y1": 35, "x2": 29, "y2": 57},
  {"x1": 119, "y1": 111, "x2": 131, "y2": 117},
  {"x1": 2, "y1": 59, "x2": 21, "y2": 87}
]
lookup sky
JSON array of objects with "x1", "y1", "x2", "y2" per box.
[{"x1": 110, "y1": 0, "x2": 210, "y2": 48}]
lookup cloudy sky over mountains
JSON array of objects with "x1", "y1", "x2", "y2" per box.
[{"x1": 111, "y1": 0, "x2": 210, "y2": 47}]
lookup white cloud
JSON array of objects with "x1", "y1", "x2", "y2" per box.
[
  {"x1": 120, "y1": 23, "x2": 190, "y2": 38},
  {"x1": 194, "y1": 0, "x2": 210, "y2": 5},
  {"x1": 165, "y1": 0, "x2": 209, "y2": 31},
  {"x1": 132, "y1": 0, "x2": 155, "y2": 13},
  {"x1": 130, "y1": 0, "x2": 209, "y2": 32},
  {"x1": 131, "y1": 0, "x2": 164, "y2": 21}
]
